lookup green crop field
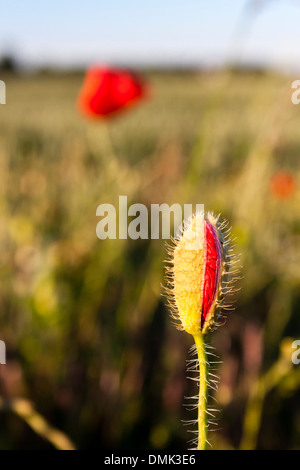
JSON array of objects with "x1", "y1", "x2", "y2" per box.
[{"x1": 0, "y1": 69, "x2": 299, "y2": 449}]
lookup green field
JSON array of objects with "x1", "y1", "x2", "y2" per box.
[{"x1": 0, "y1": 69, "x2": 299, "y2": 449}]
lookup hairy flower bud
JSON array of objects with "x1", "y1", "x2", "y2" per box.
[{"x1": 165, "y1": 212, "x2": 236, "y2": 335}]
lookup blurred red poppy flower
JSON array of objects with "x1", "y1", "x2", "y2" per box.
[
  {"x1": 269, "y1": 171, "x2": 296, "y2": 199},
  {"x1": 77, "y1": 66, "x2": 147, "y2": 118}
]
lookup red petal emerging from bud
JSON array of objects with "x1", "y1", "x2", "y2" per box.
[{"x1": 201, "y1": 220, "x2": 222, "y2": 328}]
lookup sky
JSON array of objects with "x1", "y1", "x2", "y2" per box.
[{"x1": 1, "y1": 0, "x2": 300, "y2": 71}]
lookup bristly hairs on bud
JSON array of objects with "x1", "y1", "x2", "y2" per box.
[{"x1": 164, "y1": 211, "x2": 240, "y2": 450}]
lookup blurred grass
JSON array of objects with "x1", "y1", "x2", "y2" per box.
[{"x1": 0, "y1": 69, "x2": 299, "y2": 449}]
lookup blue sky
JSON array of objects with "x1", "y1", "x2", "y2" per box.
[{"x1": 1, "y1": 0, "x2": 300, "y2": 70}]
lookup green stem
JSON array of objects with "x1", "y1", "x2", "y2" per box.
[{"x1": 193, "y1": 333, "x2": 208, "y2": 450}]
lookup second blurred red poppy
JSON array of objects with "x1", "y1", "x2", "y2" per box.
[
  {"x1": 269, "y1": 171, "x2": 296, "y2": 199},
  {"x1": 77, "y1": 66, "x2": 147, "y2": 119}
]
